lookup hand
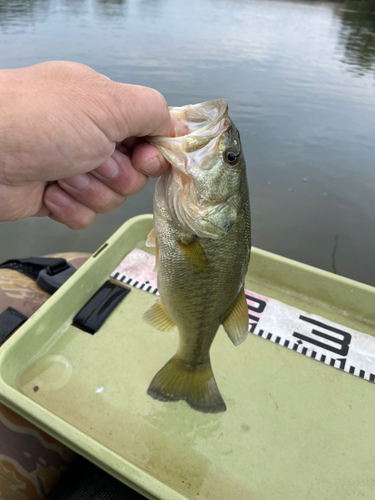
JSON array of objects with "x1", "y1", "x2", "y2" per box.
[{"x1": 0, "y1": 61, "x2": 171, "y2": 229}]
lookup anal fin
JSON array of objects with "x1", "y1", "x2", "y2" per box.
[
  {"x1": 142, "y1": 299, "x2": 175, "y2": 332},
  {"x1": 222, "y1": 288, "x2": 249, "y2": 346}
]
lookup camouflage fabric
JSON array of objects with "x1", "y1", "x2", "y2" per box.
[
  {"x1": 0, "y1": 253, "x2": 91, "y2": 500},
  {"x1": 0, "y1": 253, "x2": 90, "y2": 319}
]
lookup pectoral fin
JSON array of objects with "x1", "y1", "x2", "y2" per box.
[
  {"x1": 154, "y1": 238, "x2": 159, "y2": 272},
  {"x1": 178, "y1": 239, "x2": 209, "y2": 275},
  {"x1": 142, "y1": 299, "x2": 175, "y2": 332},
  {"x1": 223, "y1": 289, "x2": 249, "y2": 346},
  {"x1": 146, "y1": 228, "x2": 156, "y2": 247},
  {"x1": 145, "y1": 228, "x2": 159, "y2": 272}
]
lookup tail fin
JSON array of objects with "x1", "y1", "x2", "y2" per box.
[{"x1": 147, "y1": 356, "x2": 226, "y2": 414}]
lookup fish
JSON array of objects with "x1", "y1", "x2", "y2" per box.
[{"x1": 142, "y1": 99, "x2": 251, "y2": 413}]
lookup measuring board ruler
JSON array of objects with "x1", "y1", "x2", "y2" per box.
[{"x1": 112, "y1": 248, "x2": 375, "y2": 384}]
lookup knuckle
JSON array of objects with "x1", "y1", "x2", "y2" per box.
[
  {"x1": 68, "y1": 212, "x2": 97, "y2": 230},
  {"x1": 92, "y1": 190, "x2": 116, "y2": 214},
  {"x1": 99, "y1": 200, "x2": 123, "y2": 214},
  {"x1": 128, "y1": 178, "x2": 147, "y2": 196},
  {"x1": 120, "y1": 172, "x2": 147, "y2": 197},
  {"x1": 53, "y1": 202, "x2": 97, "y2": 230}
]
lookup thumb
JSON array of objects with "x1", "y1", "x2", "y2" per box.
[{"x1": 106, "y1": 83, "x2": 172, "y2": 140}]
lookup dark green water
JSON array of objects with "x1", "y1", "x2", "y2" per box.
[{"x1": 1, "y1": 0, "x2": 375, "y2": 286}]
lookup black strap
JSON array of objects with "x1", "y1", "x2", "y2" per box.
[
  {"x1": 73, "y1": 281, "x2": 131, "y2": 334},
  {"x1": 46, "y1": 455, "x2": 146, "y2": 500},
  {"x1": 0, "y1": 307, "x2": 28, "y2": 344},
  {"x1": 0, "y1": 257, "x2": 76, "y2": 295}
]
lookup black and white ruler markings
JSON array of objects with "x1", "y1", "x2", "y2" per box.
[
  {"x1": 112, "y1": 249, "x2": 375, "y2": 384},
  {"x1": 111, "y1": 248, "x2": 159, "y2": 296},
  {"x1": 111, "y1": 271, "x2": 159, "y2": 296},
  {"x1": 245, "y1": 291, "x2": 375, "y2": 383}
]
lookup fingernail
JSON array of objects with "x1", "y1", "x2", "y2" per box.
[
  {"x1": 45, "y1": 186, "x2": 72, "y2": 207},
  {"x1": 142, "y1": 155, "x2": 161, "y2": 174},
  {"x1": 63, "y1": 174, "x2": 90, "y2": 190},
  {"x1": 96, "y1": 156, "x2": 119, "y2": 179}
]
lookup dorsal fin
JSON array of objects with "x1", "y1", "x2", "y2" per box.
[{"x1": 222, "y1": 289, "x2": 249, "y2": 346}]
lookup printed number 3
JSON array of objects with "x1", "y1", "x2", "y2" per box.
[{"x1": 293, "y1": 315, "x2": 352, "y2": 356}]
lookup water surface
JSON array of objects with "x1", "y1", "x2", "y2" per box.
[{"x1": 1, "y1": 0, "x2": 375, "y2": 286}]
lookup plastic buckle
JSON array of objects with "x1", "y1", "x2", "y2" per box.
[
  {"x1": 46, "y1": 261, "x2": 70, "y2": 276},
  {"x1": 36, "y1": 263, "x2": 76, "y2": 295}
]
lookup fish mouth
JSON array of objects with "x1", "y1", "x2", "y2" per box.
[
  {"x1": 169, "y1": 98, "x2": 228, "y2": 137},
  {"x1": 146, "y1": 99, "x2": 232, "y2": 179},
  {"x1": 147, "y1": 99, "x2": 229, "y2": 149}
]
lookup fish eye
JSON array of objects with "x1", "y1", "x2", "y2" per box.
[{"x1": 225, "y1": 149, "x2": 239, "y2": 166}]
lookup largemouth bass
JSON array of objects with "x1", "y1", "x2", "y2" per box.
[{"x1": 143, "y1": 99, "x2": 251, "y2": 413}]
